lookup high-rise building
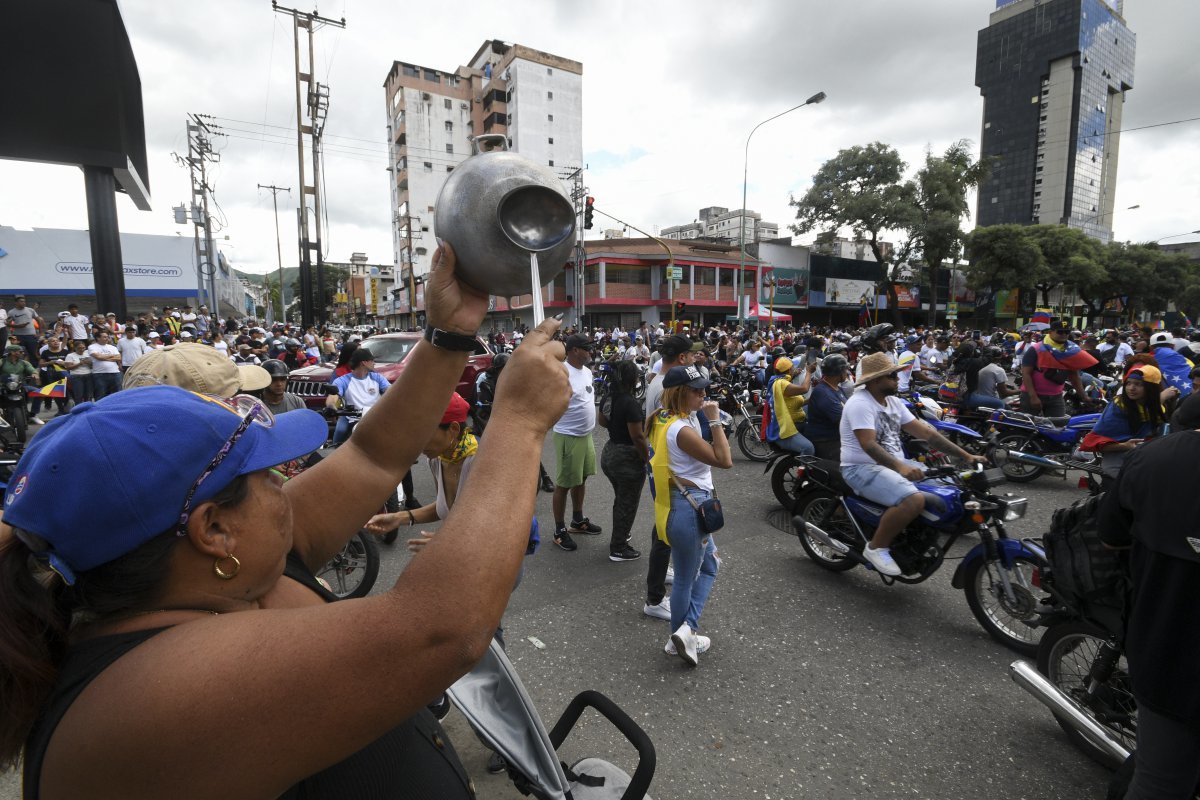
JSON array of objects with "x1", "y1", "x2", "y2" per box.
[
  {"x1": 661, "y1": 206, "x2": 779, "y2": 245},
  {"x1": 383, "y1": 41, "x2": 583, "y2": 282},
  {"x1": 975, "y1": 0, "x2": 1135, "y2": 243}
]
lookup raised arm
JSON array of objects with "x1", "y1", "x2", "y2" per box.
[{"x1": 285, "y1": 243, "x2": 489, "y2": 569}]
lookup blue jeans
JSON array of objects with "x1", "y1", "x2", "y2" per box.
[
  {"x1": 91, "y1": 372, "x2": 121, "y2": 400},
  {"x1": 332, "y1": 415, "x2": 353, "y2": 445},
  {"x1": 668, "y1": 488, "x2": 720, "y2": 634},
  {"x1": 966, "y1": 392, "x2": 1005, "y2": 409},
  {"x1": 775, "y1": 431, "x2": 815, "y2": 455}
]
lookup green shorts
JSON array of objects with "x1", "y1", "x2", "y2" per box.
[{"x1": 553, "y1": 431, "x2": 596, "y2": 488}]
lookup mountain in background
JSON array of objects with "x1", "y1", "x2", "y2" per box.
[{"x1": 234, "y1": 267, "x2": 298, "y2": 288}]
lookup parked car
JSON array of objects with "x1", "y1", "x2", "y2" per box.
[{"x1": 287, "y1": 331, "x2": 494, "y2": 410}]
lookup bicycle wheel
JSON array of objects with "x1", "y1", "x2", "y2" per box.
[{"x1": 315, "y1": 531, "x2": 380, "y2": 600}]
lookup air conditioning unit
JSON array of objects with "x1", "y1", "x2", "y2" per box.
[
  {"x1": 421, "y1": 92, "x2": 431, "y2": 102},
  {"x1": 460, "y1": 102, "x2": 469, "y2": 110}
]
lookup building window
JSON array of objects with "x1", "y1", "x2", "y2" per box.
[
  {"x1": 446, "y1": 166, "x2": 454, "y2": 172},
  {"x1": 547, "y1": 91, "x2": 553, "y2": 100},
  {"x1": 719, "y1": 269, "x2": 735, "y2": 288},
  {"x1": 423, "y1": 69, "x2": 440, "y2": 83},
  {"x1": 695, "y1": 267, "x2": 716, "y2": 285},
  {"x1": 445, "y1": 120, "x2": 453, "y2": 132},
  {"x1": 548, "y1": 137, "x2": 554, "y2": 144},
  {"x1": 546, "y1": 67, "x2": 552, "y2": 75},
  {"x1": 402, "y1": 64, "x2": 419, "y2": 78},
  {"x1": 548, "y1": 160, "x2": 554, "y2": 167},
  {"x1": 444, "y1": 98, "x2": 452, "y2": 110},
  {"x1": 548, "y1": 114, "x2": 554, "y2": 122},
  {"x1": 423, "y1": 162, "x2": 433, "y2": 172},
  {"x1": 446, "y1": 143, "x2": 453, "y2": 154}
]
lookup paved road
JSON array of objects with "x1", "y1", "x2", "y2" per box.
[{"x1": 1, "y1": 428, "x2": 1113, "y2": 799}]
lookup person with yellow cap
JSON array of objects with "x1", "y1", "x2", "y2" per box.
[
  {"x1": 1081, "y1": 363, "x2": 1177, "y2": 480},
  {"x1": 763, "y1": 355, "x2": 817, "y2": 455}
]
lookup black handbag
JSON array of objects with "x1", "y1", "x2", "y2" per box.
[{"x1": 671, "y1": 477, "x2": 724, "y2": 534}]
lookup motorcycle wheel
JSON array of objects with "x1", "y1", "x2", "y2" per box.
[
  {"x1": 793, "y1": 490, "x2": 858, "y2": 572},
  {"x1": 962, "y1": 555, "x2": 1044, "y2": 656},
  {"x1": 994, "y1": 433, "x2": 1044, "y2": 483},
  {"x1": 1036, "y1": 620, "x2": 1136, "y2": 770},
  {"x1": 735, "y1": 416, "x2": 771, "y2": 462},
  {"x1": 315, "y1": 530, "x2": 381, "y2": 600},
  {"x1": 770, "y1": 455, "x2": 806, "y2": 511}
]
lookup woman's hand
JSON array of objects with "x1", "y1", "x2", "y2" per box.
[
  {"x1": 407, "y1": 530, "x2": 436, "y2": 553},
  {"x1": 701, "y1": 400, "x2": 720, "y2": 422},
  {"x1": 423, "y1": 241, "x2": 490, "y2": 336},
  {"x1": 364, "y1": 511, "x2": 405, "y2": 534},
  {"x1": 492, "y1": 317, "x2": 569, "y2": 435}
]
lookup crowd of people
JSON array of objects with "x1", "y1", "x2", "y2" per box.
[{"x1": 1, "y1": 266, "x2": 1198, "y2": 797}]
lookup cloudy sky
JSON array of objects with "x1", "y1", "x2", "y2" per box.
[{"x1": 2, "y1": 0, "x2": 1198, "y2": 275}]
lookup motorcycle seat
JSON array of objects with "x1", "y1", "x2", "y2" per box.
[
  {"x1": 1033, "y1": 415, "x2": 1073, "y2": 428},
  {"x1": 804, "y1": 457, "x2": 852, "y2": 495}
]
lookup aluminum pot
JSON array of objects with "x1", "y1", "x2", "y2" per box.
[{"x1": 434, "y1": 134, "x2": 577, "y2": 298}]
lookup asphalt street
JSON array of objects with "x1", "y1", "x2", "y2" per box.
[{"x1": 1, "y1": 427, "x2": 1114, "y2": 800}]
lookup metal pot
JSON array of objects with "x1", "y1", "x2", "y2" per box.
[{"x1": 434, "y1": 134, "x2": 576, "y2": 298}]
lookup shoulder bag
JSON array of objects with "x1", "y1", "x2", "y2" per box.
[{"x1": 670, "y1": 476, "x2": 724, "y2": 533}]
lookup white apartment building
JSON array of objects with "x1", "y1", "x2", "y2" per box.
[
  {"x1": 661, "y1": 206, "x2": 778, "y2": 245},
  {"x1": 383, "y1": 41, "x2": 583, "y2": 283},
  {"x1": 812, "y1": 236, "x2": 893, "y2": 262}
]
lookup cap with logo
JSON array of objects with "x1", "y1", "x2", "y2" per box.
[{"x1": 662, "y1": 365, "x2": 710, "y2": 390}]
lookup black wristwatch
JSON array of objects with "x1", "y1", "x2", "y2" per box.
[{"x1": 424, "y1": 325, "x2": 478, "y2": 352}]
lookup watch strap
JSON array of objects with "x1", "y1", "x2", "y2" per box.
[{"x1": 424, "y1": 326, "x2": 478, "y2": 352}]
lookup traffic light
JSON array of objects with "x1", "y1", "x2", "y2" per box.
[
  {"x1": 584, "y1": 196, "x2": 594, "y2": 229},
  {"x1": 675, "y1": 301, "x2": 686, "y2": 316}
]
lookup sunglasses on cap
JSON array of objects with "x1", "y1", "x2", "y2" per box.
[{"x1": 176, "y1": 394, "x2": 275, "y2": 536}]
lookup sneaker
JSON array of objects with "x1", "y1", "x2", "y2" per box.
[
  {"x1": 609, "y1": 544, "x2": 641, "y2": 562},
  {"x1": 486, "y1": 752, "x2": 506, "y2": 774},
  {"x1": 29, "y1": 417, "x2": 44, "y2": 426},
  {"x1": 568, "y1": 517, "x2": 602, "y2": 535},
  {"x1": 553, "y1": 529, "x2": 578, "y2": 551},
  {"x1": 665, "y1": 564, "x2": 675, "y2": 585},
  {"x1": 863, "y1": 545, "x2": 902, "y2": 577},
  {"x1": 642, "y1": 597, "x2": 671, "y2": 620},
  {"x1": 665, "y1": 634, "x2": 711, "y2": 657},
  {"x1": 670, "y1": 623, "x2": 700, "y2": 666}
]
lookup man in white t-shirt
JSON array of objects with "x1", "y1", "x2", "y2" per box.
[
  {"x1": 839, "y1": 352, "x2": 985, "y2": 576},
  {"x1": 328, "y1": 347, "x2": 389, "y2": 445},
  {"x1": 896, "y1": 335, "x2": 933, "y2": 393},
  {"x1": 116, "y1": 326, "x2": 149, "y2": 371},
  {"x1": 64, "y1": 304, "x2": 90, "y2": 345},
  {"x1": 550, "y1": 334, "x2": 601, "y2": 551},
  {"x1": 1097, "y1": 329, "x2": 1134, "y2": 367},
  {"x1": 87, "y1": 331, "x2": 123, "y2": 399}
]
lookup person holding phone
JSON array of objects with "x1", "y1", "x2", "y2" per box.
[{"x1": 1081, "y1": 364, "x2": 1175, "y2": 480}]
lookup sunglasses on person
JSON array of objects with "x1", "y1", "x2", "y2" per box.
[{"x1": 176, "y1": 394, "x2": 275, "y2": 536}]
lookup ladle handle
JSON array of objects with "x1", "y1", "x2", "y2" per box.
[{"x1": 471, "y1": 134, "x2": 509, "y2": 155}]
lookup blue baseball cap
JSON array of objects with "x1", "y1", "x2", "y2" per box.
[{"x1": 4, "y1": 385, "x2": 328, "y2": 583}]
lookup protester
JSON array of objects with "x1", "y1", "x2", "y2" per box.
[
  {"x1": 0, "y1": 242, "x2": 567, "y2": 799},
  {"x1": 86, "y1": 331, "x2": 124, "y2": 399},
  {"x1": 645, "y1": 365, "x2": 732, "y2": 666},
  {"x1": 763, "y1": 356, "x2": 816, "y2": 455},
  {"x1": 1020, "y1": 318, "x2": 1093, "y2": 417},
  {"x1": 327, "y1": 348, "x2": 389, "y2": 446},
  {"x1": 259, "y1": 359, "x2": 307, "y2": 415},
  {"x1": 598, "y1": 360, "x2": 647, "y2": 563},
  {"x1": 1081, "y1": 364, "x2": 1174, "y2": 479},
  {"x1": 805, "y1": 353, "x2": 851, "y2": 460},
  {"x1": 116, "y1": 325, "x2": 149, "y2": 372},
  {"x1": 7, "y1": 296, "x2": 42, "y2": 362},
  {"x1": 550, "y1": 333, "x2": 603, "y2": 551}
]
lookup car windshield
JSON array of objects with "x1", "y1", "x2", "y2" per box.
[{"x1": 359, "y1": 337, "x2": 417, "y2": 364}]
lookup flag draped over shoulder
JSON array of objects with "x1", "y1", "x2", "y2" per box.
[
  {"x1": 646, "y1": 410, "x2": 686, "y2": 545},
  {"x1": 1081, "y1": 399, "x2": 1155, "y2": 451},
  {"x1": 1035, "y1": 336, "x2": 1097, "y2": 371},
  {"x1": 1153, "y1": 346, "x2": 1194, "y2": 396}
]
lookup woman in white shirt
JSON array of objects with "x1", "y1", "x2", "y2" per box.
[{"x1": 646, "y1": 365, "x2": 733, "y2": 666}]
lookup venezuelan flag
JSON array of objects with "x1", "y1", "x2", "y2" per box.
[
  {"x1": 29, "y1": 379, "x2": 67, "y2": 399},
  {"x1": 1035, "y1": 338, "x2": 1097, "y2": 371}
]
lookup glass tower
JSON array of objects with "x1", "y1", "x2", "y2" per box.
[{"x1": 976, "y1": 0, "x2": 1135, "y2": 243}]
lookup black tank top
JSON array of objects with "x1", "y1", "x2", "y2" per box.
[{"x1": 23, "y1": 554, "x2": 475, "y2": 800}]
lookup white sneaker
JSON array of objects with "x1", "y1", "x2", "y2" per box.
[
  {"x1": 665, "y1": 634, "x2": 710, "y2": 657},
  {"x1": 665, "y1": 564, "x2": 674, "y2": 584},
  {"x1": 670, "y1": 623, "x2": 701, "y2": 666},
  {"x1": 29, "y1": 416, "x2": 44, "y2": 426},
  {"x1": 642, "y1": 597, "x2": 671, "y2": 621},
  {"x1": 863, "y1": 545, "x2": 902, "y2": 577}
]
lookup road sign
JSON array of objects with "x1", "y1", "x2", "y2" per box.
[
  {"x1": 667, "y1": 266, "x2": 683, "y2": 281},
  {"x1": 946, "y1": 301, "x2": 958, "y2": 320}
]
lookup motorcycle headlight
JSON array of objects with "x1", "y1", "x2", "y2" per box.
[{"x1": 1001, "y1": 498, "x2": 1028, "y2": 521}]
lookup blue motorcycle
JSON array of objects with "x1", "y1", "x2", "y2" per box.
[
  {"x1": 986, "y1": 409, "x2": 1099, "y2": 483},
  {"x1": 791, "y1": 457, "x2": 1043, "y2": 655}
]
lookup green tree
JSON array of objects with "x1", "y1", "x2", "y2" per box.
[
  {"x1": 1026, "y1": 225, "x2": 1105, "y2": 308},
  {"x1": 913, "y1": 140, "x2": 990, "y2": 325},
  {"x1": 963, "y1": 225, "x2": 1045, "y2": 326},
  {"x1": 290, "y1": 264, "x2": 350, "y2": 318},
  {"x1": 790, "y1": 142, "x2": 920, "y2": 325}
]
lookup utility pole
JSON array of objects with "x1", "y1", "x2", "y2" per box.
[
  {"x1": 561, "y1": 166, "x2": 586, "y2": 328},
  {"x1": 258, "y1": 183, "x2": 291, "y2": 322},
  {"x1": 177, "y1": 115, "x2": 221, "y2": 312},
  {"x1": 273, "y1": 1, "x2": 344, "y2": 328}
]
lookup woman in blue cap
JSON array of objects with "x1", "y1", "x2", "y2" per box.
[{"x1": 0, "y1": 244, "x2": 571, "y2": 799}]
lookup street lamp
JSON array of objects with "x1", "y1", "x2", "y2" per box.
[
  {"x1": 736, "y1": 91, "x2": 826, "y2": 328},
  {"x1": 1154, "y1": 229, "x2": 1200, "y2": 244},
  {"x1": 1081, "y1": 203, "x2": 1139, "y2": 228}
]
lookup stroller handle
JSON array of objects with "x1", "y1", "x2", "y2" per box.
[{"x1": 548, "y1": 690, "x2": 656, "y2": 800}]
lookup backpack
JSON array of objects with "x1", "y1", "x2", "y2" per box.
[{"x1": 1043, "y1": 492, "x2": 1129, "y2": 637}]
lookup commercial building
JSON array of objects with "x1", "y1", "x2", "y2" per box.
[
  {"x1": 975, "y1": 0, "x2": 1135, "y2": 243},
  {"x1": 383, "y1": 40, "x2": 583, "y2": 312},
  {"x1": 661, "y1": 206, "x2": 779, "y2": 245},
  {"x1": 0, "y1": 225, "x2": 252, "y2": 318}
]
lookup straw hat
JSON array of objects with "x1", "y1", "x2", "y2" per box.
[{"x1": 854, "y1": 352, "x2": 906, "y2": 386}]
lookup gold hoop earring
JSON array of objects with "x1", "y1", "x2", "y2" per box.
[{"x1": 214, "y1": 553, "x2": 241, "y2": 580}]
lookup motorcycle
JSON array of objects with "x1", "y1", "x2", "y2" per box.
[
  {"x1": 990, "y1": 444, "x2": 1104, "y2": 495},
  {"x1": 709, "y1": 370, "x2": 769, "y2": 462},
  {"x1": 985, "y1": 409, "x2": 1100, "y2": 483},
  {"x1": 790, "y1": 458, "x2": 1044, "y2": 654},
  {"x1": 0, "y1": 373, "x2": 29, "y2": 445}
]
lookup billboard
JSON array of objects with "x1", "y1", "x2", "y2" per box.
[
  {"x1": 759, "y1": 266, "x2": 809, "y2": 309},
  {"x1": 825, "y1": 278, "x2": 875, "y2": 306},
  {"x1": 994, "y1": 289, "x2": 1020, "y2": 318},
  {"x1": 892, "y1": 284, "x2": 920, "y2": 309}
]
